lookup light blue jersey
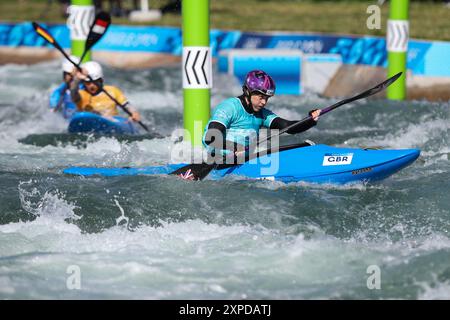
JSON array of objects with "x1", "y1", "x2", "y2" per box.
[
  {"x1": 49, "y1": 82, "x2": 79, "y2": 119},
  {"x1": 202, "y1": 97, "x2": 278, "y2": 153}
]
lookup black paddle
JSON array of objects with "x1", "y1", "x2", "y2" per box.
[
  {"x1": 170, "y1": 71, "x2": 403, "y2": 181},
  {"x1": 32, "y1": 14, "x2": 150, "y2": 133}
]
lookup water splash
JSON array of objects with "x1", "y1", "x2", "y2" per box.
[
  {"x1": 114, "y1": 198, "x2": 129, "y2": 228},
  {"x1": 18, "y1": 179, "x2": 81, "y2": 221}
]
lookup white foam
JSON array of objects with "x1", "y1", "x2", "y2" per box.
[
  {"x1": 127, "y1": 91, "x2": 182, "y2": 111},
  {"x1": 0, "y1": 277, "x2": 16, "y2": 295},
  {"x1": 18, "y1": 180, "x2": 78, "y2": 218},
  {"x1": 270, "y1": 107, "x2": 302, "y2": 120},
  {"x1": 418, "y1": 281, "x2": 450, "y2": 300},
  {"x1": 347, "y1": 118, "x2": 449, "y2": 150},
  {"x1": 251, "y1": 178, "x2": 374, "y2": 191}
]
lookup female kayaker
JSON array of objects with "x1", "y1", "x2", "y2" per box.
[
  {"x1": 203, "y1": 70, "x2": 321, "y2": 161},
  {"x1": 70, "y1": 61, "x2": 141, "y2": 122}
]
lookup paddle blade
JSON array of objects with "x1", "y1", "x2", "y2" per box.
[
  {"x1": 322, "y1": 71, "x2": 403, "y2": 115},
  {"x1": 355, "y1": 71, "x2": 402, "y2": 100},
  {"x1": 169, "y1": 164, "x2": 216, "y2": 181},
  {"x1": 33, "y1": 22, "x2": 60, "y2": 49},
  {"x1": 384, "y1": 71, "x2": 402, "y2": 87},
  {"x1": 33, "y1": 21, "x2": 71, "y2": 62},
  {"x1": 85, "y1": 11, "x2": 111, "y2": 52}
]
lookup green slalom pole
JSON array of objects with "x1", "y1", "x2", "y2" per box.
[
  {"x1": 69, "y1": 0, "x2": 95, "y2": 61},
  {"x1": 182, "y1": 0, "x2": 211, "y2": 146},
  {"x1": 387, "y1": 0, "x2": 409, "y2": 100}
]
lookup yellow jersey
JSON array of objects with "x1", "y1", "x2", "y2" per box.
[{"x1": 76, "y1": 85, "x2": 127, "y2": 117}]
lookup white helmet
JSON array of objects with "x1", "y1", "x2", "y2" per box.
[
  {"x1": 62, "y1": 55, "x2": 79, "y2": 73},
  {"x1": 81, "y1": 61, "x2": 104, "y2": 81}
]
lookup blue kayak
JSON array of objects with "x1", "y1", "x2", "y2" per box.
[
  {"x1": 68, "y1": 112, "x2": 139, "y2": 135},
  {"x1": 63, "y1": 144, "x2": 420, "y2": 184}
]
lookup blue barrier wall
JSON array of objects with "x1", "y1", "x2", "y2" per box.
[
  {"x1": 0, "y1": 23, "x2": 240, "y2": 57},
  {"x1": 1, "y1": 23, "x2": 449, "y2": 77}
]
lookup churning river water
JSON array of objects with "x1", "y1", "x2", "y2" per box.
[{"x1": 0, "y1": 61, "x2": 449, "y2": 299}]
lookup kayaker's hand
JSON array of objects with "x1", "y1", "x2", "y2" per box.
[
  {"x1": 234, "y1": 150, "x2": 246, "y2": 158},
  {"x1": 73, "y1": 67, "x2": 88, "y2": 81},
  {"x1": 309, "y1": 109, "x2": 321, "y2": 122},
  {"x1": 129, "y1": 111, "x2": 141, "y2": 122}
]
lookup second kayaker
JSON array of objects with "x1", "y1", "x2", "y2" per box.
[
  {"x1": 70, "y1": 61, "x2": 141, "y2": 122},
  {"x1": 49, "y1": 55, "x2": 81, "y2": 119},
  {"x1": 202, "y1": 69, "x2": 321, "y2": 161}
]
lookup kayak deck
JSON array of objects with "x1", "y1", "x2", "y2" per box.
[
  {"x1": 68, "y1": 112, "x2": 139, "y2": 135},
  {"x1": 211, "y1": 145, "x2": 420, "y2": 183}
]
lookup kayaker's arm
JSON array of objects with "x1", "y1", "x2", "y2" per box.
[
  {"x1": 69, "y1": 78, "x2": 82, "y2": 104},
  {"x1": 49, "y1": 83, "x2": 67, "y2": 110},
  {"x1": 204, "y1": 121, "x2": 245, "y2": 153},
  {"x1": 270, "y1": 109, "x2": 321, "y2": 134},
  {"x1": 70, "y1": 68, "x2": 90, "y2": 104}
]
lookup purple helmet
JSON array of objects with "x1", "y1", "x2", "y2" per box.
[{"x1": 244, "y1": 70, "x2": 276, "y2": 96}]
